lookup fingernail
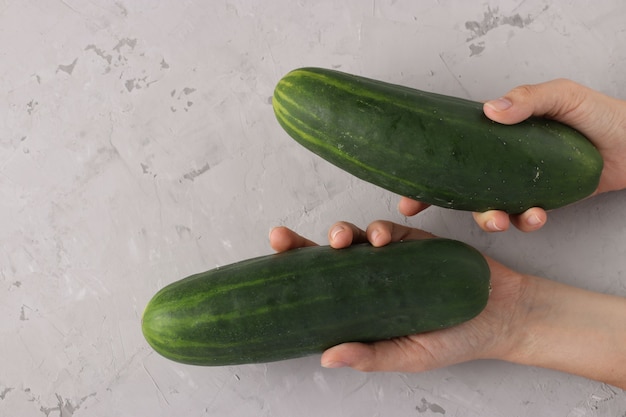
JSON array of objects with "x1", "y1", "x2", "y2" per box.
[
  {"x1": 485, "y1": 97, "x2": 512, "y2": 112},
  {"x1": 321, "y1": 360, "x2": 347, "y2": 369},
  {"x1": 527, "y1": 214, "x2": 543, "y2": 226},
  {"x1": 486, "y1": 219, "x2": 503, "y2": 232},
  {"x1": 330, "y1": 226, "x2": 344, "y2": 242},
  {"x1": 370, "y1": 229, "x2": 381, "y2": 246}
]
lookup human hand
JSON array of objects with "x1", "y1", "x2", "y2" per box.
[
  {"x1": 269, "y1": 221, "x2": 530, "y2": 372},
  {"x1": 269, "y1": 221, "x2": 626, "y2": 388},
  {"x1": 401, "y1": 79, "x2": 626, "y2": 232}
]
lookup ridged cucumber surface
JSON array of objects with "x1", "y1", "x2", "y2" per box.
[
  {"x1": 272, "y1": 67, "x2": 603, "y2": 213},
  {"x1": 141, "y1": 239, "x2": 490, "y2": 366}
]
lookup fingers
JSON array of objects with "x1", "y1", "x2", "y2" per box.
[
  {"x1": 269, "y1": 226, "x2": 318, "y2": 252},
  {"x1": 272, "y1": 220, "x2": 436, "y2": 254},
  {"x1": 509, "y1": 207, "x2": 547, "y2": 232},
  {"x1": 472, "y1": 210, "x2": 511, "y2": 232},
  {"x1": 397, "y1": 197, "x2": 430, "y2": 216},
  {"x1": 473, "y1": 208, "x2": 547, "y2": 233},
  {"x1": 327, "y1": 221, "x2": 369, "y2": 248},
  {"x1": 366, "y1": 220, "x2": 435, "y2": 246},
  {"x1": 327, "y1": 220, "x2": 436, "y2": 249}
]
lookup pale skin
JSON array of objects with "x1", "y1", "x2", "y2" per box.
[
  {"x1": 269, "y1": 79, "x2": 626, "y2": 389},
  {"x1": 401, "y1": 78, "x2": 626, "y2": 232},
  {"x1": 269, "y1": 221, "x2": 626, "y2": 390}
]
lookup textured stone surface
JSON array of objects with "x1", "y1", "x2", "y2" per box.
[{"x1": 1, "y1": 1, "x2": 625, "y2": 415}]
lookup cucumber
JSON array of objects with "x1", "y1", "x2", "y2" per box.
[
  {"x1": 272, "y1": 67, "x2": 603, "y2": 213},
  {"x1": 141, "y1": 239, "x2": 490, "y2": 366}
]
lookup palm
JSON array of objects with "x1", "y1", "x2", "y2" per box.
[
  {"x1": 403, "y1": 80, "x2": 626, "y2": 232},
  {"x1": 269, "y1": 223, "x2": 528, "y2": 372},
  {"x1": 393, "y1": 258, "x2": 524, "y2": 370}
]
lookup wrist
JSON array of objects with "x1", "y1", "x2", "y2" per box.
[{"x1": 502, "y1": 274, "x2": 626, "y2": 389}]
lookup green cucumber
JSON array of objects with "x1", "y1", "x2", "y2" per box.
[
  {"x1": 272, "y1": 67, "x2": 603, "y2": 213},
  {"x1": 141, "y1": 238, "x2": 490, "y2": 366}
]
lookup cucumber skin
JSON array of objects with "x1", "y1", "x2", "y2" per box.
[
  {"x1": 272, "y1": 67, "x2": 603, "y2": 213},
  {"x1": 141, "y1": 239, "x2": 490, "y2": 366}
]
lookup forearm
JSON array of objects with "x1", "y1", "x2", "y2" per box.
[{"x1": 507, "y1": 275, "x2": 626, "y2": 389}]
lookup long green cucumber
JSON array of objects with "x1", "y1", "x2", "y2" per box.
[
  {"x1": 272, "y1": 67, "x2": 603, "y2": 213},
  {"x1": 141, "y1": 238, "x2": 490, "y2": 366}
]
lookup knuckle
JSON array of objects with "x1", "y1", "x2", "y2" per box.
[{"x1": 508, "y1": 84, "x2": 536, "y2": 100}]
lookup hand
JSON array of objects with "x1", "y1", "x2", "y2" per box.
[
  {"x1": 269, "y1": 222, "x2": 626, "y2": 389},
  {"x1": 401, "y1": 79, "x2": 626, "y2": 232},
  {"x1": 270, "y1": 221, "x2": 531, "y2": 372}
]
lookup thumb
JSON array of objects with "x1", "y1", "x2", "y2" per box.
[
  {"x1": 321, "y1": 340, "x2": 418, "y2": 372},
  {"x1": 483, "y1": 78, "x2": 593, "y2": 125},
  {"x1": 482, "y1": 79, "x2": 626, "y2": 196},
  {"x1": 320, "y1": 335, "x2": 464, "y2": 373}
]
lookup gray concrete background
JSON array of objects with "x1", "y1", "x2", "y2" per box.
[{"x1": 2, "y1": 1, "x2": 626, "y2": 415}]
